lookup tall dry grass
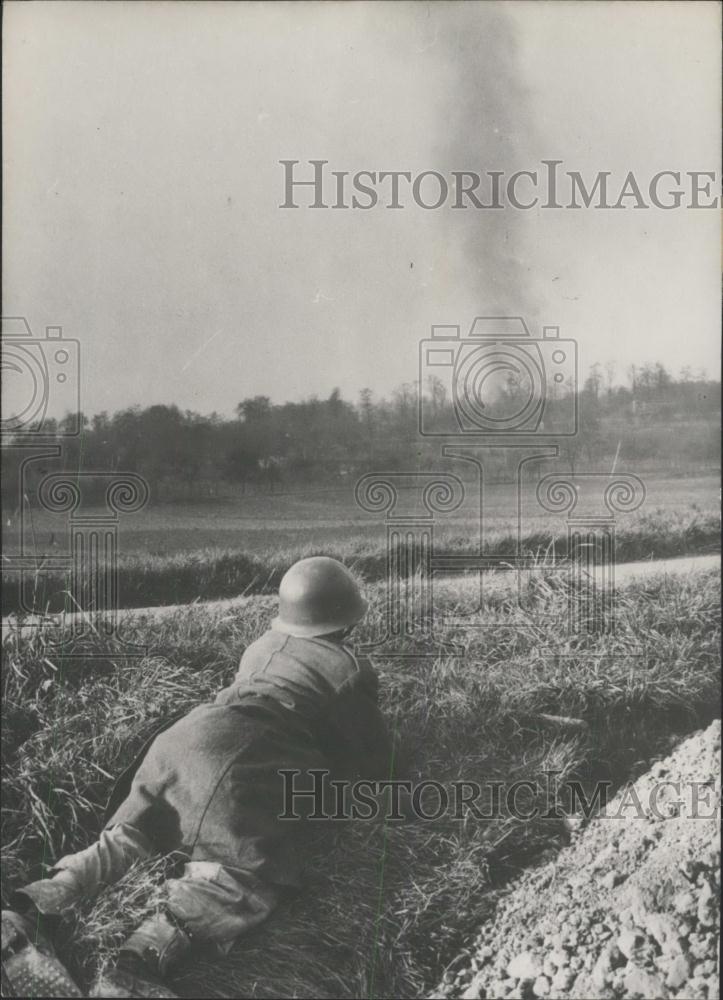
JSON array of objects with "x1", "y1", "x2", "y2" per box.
[
  {"x1": 1, "y1": 568, "x2": 720, "y2": 997},
  {"x1": 3, "y1": 509, "x2": 719, "y2": 615}
]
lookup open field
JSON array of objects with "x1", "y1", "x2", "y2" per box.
[
  {"x1": 2, "y1": 565, "x2": 720, "y2": 998},
  {"x1": 2, "y1": 473, "x2": 719, "y2": 614},
  {"x1": 4, "y1": 473, "x2": 719, "y2": 557}
]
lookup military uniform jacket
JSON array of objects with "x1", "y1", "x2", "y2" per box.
[{"x1": 104, "y1": 631, "x2": 394, "y2": 886}]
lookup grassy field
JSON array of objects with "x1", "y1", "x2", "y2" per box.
[
  {"x1": 2, "y1": 565, "x2": 720, "y2": 998},
  {"x1": 2, "y1": 473, "x2": 719, "y2": 614}
]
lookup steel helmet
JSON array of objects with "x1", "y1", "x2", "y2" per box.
[{"x1": 272, "y1": 556, "x2": 368, "y2": 637}]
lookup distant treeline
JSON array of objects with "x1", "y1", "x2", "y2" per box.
[{"x1": 2, "y1": 363, "x2": 719, "y2": 504}]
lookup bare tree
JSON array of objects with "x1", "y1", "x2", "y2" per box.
[
  {"x1": 359, "y1": 387, "x2": 375, "y2": 459},
  {"x1": 604, "y1": 361, "x2": 617, "y2": 397},
  {"x1": 425, "y1": 374, "x2": 447, "y2": 416}
]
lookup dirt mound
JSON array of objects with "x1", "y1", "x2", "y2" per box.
[{"x1": 433, "y1": 721, "x2": 721, "y2": 1000}]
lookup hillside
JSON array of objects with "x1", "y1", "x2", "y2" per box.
[{"x1": 434, "y1": 722, "x2": 721, "y2": 1000}]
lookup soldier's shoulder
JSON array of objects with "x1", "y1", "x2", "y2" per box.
[
  {"x1": 242, "y1": 628, "x2": 286, "y2": 655},
  {"x1": 304, "y1": 637, "x2": 367, "y2": 688},
  {"x1": 238, "y1": 629, "x2": 287, "y2": 668}
]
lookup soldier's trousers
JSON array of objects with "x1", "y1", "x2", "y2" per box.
[{"x1": 14, "y1": 823, "x2": 280, "y2": 954}]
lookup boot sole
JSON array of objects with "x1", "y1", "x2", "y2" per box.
[{"x1": 1, "y1": 911, "x2": 83, "y2": 998}]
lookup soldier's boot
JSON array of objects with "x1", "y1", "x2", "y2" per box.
[
  {"x1": 1, "y1": 910, "x2": 83, "y2": 998},
  {"x1": 92, "y1": 912, "x2": 190, "y2": 999}
]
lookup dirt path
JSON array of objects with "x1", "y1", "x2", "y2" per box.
[
  {"x1": 2, "y1": 554, "x2": 719, "y2": 629},
  {"x1": 434, "y1": 553, "x2": 720, "y2": 597}
]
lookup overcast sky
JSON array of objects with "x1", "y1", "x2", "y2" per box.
[{"x1": 2, "y1": 1, "x2": 720, "y2": 420}]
